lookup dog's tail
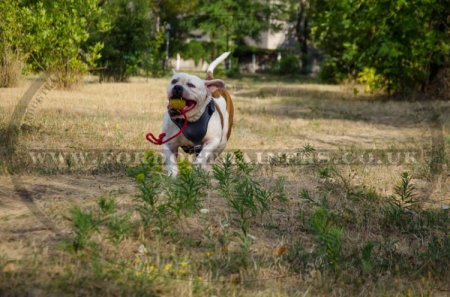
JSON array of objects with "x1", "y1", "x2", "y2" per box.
[{"x1": 206, "y1": 52, "x2": 230, "y2": 79}]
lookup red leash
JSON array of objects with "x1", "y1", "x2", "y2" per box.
[{"x1": 146, "y1": 107, "x2": 188, "y2": 145}]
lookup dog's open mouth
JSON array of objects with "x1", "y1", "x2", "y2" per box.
[{"x1": 168, "y1": 97, "x2": 196, "y2": 116}]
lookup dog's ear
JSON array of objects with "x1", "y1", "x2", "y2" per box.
[{"x1": 205, "y1": 79, "x2": 225, "y2": 93}]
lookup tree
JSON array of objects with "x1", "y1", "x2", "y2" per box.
[
  {"x1": 29, "y1": 0, "x2": 107, "y2": 88},
  {"x1": 0, "y1": 1, "x2": 34, "y2": 87},
  {"x1": 183, "y1": 40, "x2": 208, "y2": 66},
  {"x1": 295, "y1": 1, "x2": 310, "y2": 74},
  {"x1": 309, "y1": 0, "x2": 450, "y2": 97},
  {"x1": 190, "y1": 0, "x2": 274, "y2": 64},
  {"x1": 89, "y1": 0, "x2": 166, "y2": 81},
  {"x1": 11, "y1": 0, "x2": 105, "y2": 88},
  {"x1": 1, "y1": 0, "x2": 106, "y2": 88},
  {"x1": 282, "y1": 0, "x2": 311, "y2": 74}
]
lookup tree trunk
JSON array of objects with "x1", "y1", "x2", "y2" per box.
[
  {"x1": 296, "y1": 1, "x2": 310, "y2": 75},
  {"x1": 426, "y1": 64, "x2": 450, "y2": 100},
  {"x1": 1, "y1": 28, "x2": 9, "y2": 87}
]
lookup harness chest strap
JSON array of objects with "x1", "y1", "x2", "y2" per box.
[{"x1": 171, "y1": 98, "x2": 226, "y2": 155}]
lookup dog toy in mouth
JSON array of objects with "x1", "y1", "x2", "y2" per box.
[
  {"x1": 146, "y1": 100, "x2": 189, "y2": 145},
  {"x1": 169, "y1": 98, "x2": 186, "y2": 110}
]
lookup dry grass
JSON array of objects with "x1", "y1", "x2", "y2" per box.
[
  {"x1": 1, "y1": 76, "x2": 442, "y2": 150},
  {"x1": 0, "y1": 51, "x2": 24, "y2": 88},
  {"x1": 0, "y1": 75, "x2": 449, "y2": 296}
]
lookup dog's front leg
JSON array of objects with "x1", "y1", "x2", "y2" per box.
[
  {"x1": 193, "y1": 139, "x2": 221, "y2": 171},
  {"x1": 163, "y1": 144, "x2": 178, "y2": 176}
]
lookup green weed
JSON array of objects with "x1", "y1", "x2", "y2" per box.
[
  {"x1": 213, "y1": 151, "x2": 282, "y2": 237},
  {"x1": 129, "y1": 152, "x2": 210, "y2": 234},
  {"x1": 68, "y1": 207, "x2": 98, "y2": 252},
  {"x1": 384, "y1": 171, "x2": 419, "y2": 230},
  {"x1": 309, "y1": 207, "x2": 343, "y2": 269},
  {"x1": 390, "y1": 171, "x2": 418, "y2": 210}
]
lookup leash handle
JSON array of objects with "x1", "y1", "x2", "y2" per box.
[{"x1": 146, "y1": 108, "x2": 188, "y2": 145}]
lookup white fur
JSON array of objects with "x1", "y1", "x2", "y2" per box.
[
  {"x1": 162, "y1": 54, "x2": 231, "y2": 176},
  {"x1": 207, "y1": 52, "x2": 230, "y2": 74}
]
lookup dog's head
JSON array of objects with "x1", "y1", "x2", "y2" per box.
[{"x1": 166, "y1": 72, "x2": 225, "y2": 121}]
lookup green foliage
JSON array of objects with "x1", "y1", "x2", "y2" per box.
[
  {"x1": 90, "y1": 0, "x2": 164, "y2": 81},
  {"x1": 299, "y1": 189, "x2": 329, "y2": 208},
  {"x1": 97, "y1": 196, "x2": 132, "y2": 244},
  {"x1": 212, "y1": 151, "x2": 287, "y2": 268},
  {"x1": 106, "y1": 213, "x2": 132, "y2": 244},
  {"x1": 390, "y1": 172, "x2": 418, "y2": 210},
  {"x1": 143, "y1": 32, "x2": 166, "y2": 78},
  {"x1": 67, "y1": 196, "x2": 132, "y2": 251},
  {"x1": 0, "y1": 0, "x2": 295, "y2": 83},
  {"x1": 0, "y1": 1, "x2": 35, "y2": 87},
  {"x1": 182, "y1": 40, "x2": 208, "y2": 66},
  {"x1": 130, "y1": 152, "x2": 208, "y2": 234},
  {"x1": 98, "y1": 196, "x2": 116, "y2": 216},
  {"x1": 309, "y1": 207, "x2": 343, "y2": 269},
  {"x1": 310, "y1": 0, "x2": 450, "y2": 95},
  {"x1": 165, "y1": 160, "x2": 210, "y2": 218},
  {"x1": 357, "y1": 67, "x2": 384, "y2": 94},
  {"x1": 360, "y1": 242, "x2": 375, "y2": 273},
  {"x1": 384, "y1": 171, "x2": 419, "y2": 229},
  {"x1": 192, "y1": 0, "x2": 274, "y2": 57},
  {"x1": 318, "y1": 166, "x2": 333, "y2": 179},
  {"x1": 225, "y1": 57, "x2": 241, "y2": 78},
  {"x1": 29, "y1": 0, "x2": 107, "y2": 87},
  {"x1": 317, "y1": 57, "x2": 342, "y2": 83},
  {"x1": 68, "y1": 207, "x2": 97, "y2": 251},
  {"x1": 423, "y1": 234, "x2": 450, "y2": 275},
  {"x1": 130, "y1": 152, "x2": 167, "y2": 230},
  {"x1": 275, "y1": 55, "x2": 301, "y2": 76},
  {"x1": 213, "y1": 151, "x2": 285, "y2": 237},
  {"x1": 1, "y1": 0, "x2": 107, "y2": 88}
]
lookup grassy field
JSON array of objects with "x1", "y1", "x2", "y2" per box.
[{"x1": 0, "y1": 74, "x2": 449, "y2": 296}]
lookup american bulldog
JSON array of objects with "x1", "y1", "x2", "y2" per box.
[{"x1": 161, "y1": 52, "x2": 234, "y2": 175}]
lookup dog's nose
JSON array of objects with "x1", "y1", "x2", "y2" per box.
[{"x1": 172, "y1": 85, "x2": 183, "y2": 97}]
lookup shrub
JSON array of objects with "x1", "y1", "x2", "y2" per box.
[
  {"x1": 357, "y1": 67, "x2": 384, "y2": 93},
  {"x1": 92, "y1": 0, "x2": 164, "y2": 81},
  {"x1": 318, "y1": 57, "x2": 345, "y2": 83},
  {"x1": 275, "y1": 55, "x2": 301, "y2": 76},
  {"x1": 29, "y1": 1, "x2": 106, "y2": 88},
  {"x1": 310, "y1": 0, "x2": 450, "y2": 95},
  {"x1": 183, "y1": 40, "x2": 208, "y2": 66}
]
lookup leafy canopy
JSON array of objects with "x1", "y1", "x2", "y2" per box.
[{"x1": 310, "y1": 0, "x2": 450, "y2": 95}]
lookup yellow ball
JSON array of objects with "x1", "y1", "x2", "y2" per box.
[{"x1": 169, "y1": 98, "x2": 186, "y2": 110}]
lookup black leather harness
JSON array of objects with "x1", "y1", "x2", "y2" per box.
[{"x1": 171, "y1": 100, "x2": 216, "y2": 155}]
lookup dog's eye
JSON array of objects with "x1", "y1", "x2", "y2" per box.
[
  {"x1": 187, "y1": 83, "x2": 196, "y2": 88},
  {"x1": 171, "y1": 79, "x2": 178, "y2": 84}
]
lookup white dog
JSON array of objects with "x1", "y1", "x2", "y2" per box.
[{"x1": 161, "y1": 52, "x2": 234, "y2": 175}]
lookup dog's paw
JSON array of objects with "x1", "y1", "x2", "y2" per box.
[{"x1": 167, "y1": 166, "x2": 178, "y2": 177}]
